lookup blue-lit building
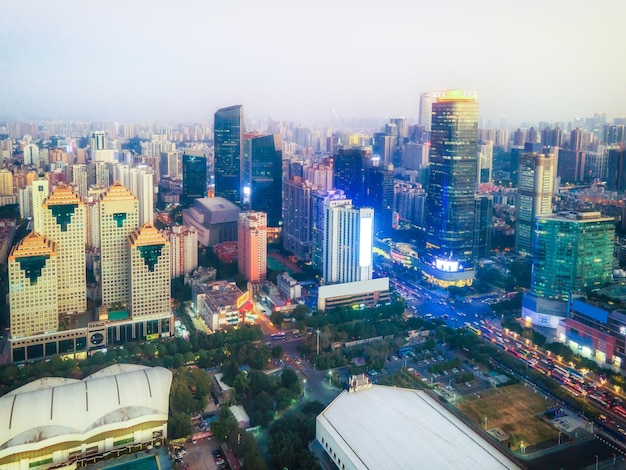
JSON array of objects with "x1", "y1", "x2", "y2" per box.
[
  {"x1": 182, "y1": 151, "x2": 207, "y2": 205},
  {"x1": 422, "y1": 90, "x2": 479, "y2": 288},
  {"x1": 214, "y1": 105, "x2": 244, "y2": 206},
  {"x1": 249, "y1": 134, "x2": 283, "y2": 228},
  {"x1": 333, "y1": 148, "x2": 368, "y2": 207}
]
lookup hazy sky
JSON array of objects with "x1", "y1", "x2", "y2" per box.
[{"x1": 1, "y1": 0, "x2": 625, "y2": 128}]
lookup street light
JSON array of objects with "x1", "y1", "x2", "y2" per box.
[{"x1": 595, "y1": 454, "x2": 599, "y2": 470}]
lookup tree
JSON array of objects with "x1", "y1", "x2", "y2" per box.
[
  {"x1": 169, "y1": 412, "x2": 193, "y2": 439},
  {"x1": 292, "y1": 304, "x2": 310, "y2": 322},
  {"x1": 281, "y1": 368, "x2": 299, "y2": 389},
  {"x1": 270, "y1": 311, "x2": 284, "y2": 328}
]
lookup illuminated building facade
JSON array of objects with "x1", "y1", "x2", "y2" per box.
[
  {"x1": 423, "y1": 90, "x2": 479, "y2": 287},
  {"x1": 322, "y1": 202, "x2": 374, "y2": 285},
  {"x1": 214, "y1": 105, "x2": 244, "y2": 206},
  {"x1": 238, "y1": 211, "x2": 267, "y2": 282}
]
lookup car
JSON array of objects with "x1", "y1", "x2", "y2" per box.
[
  {"x1": 214, "y1": 457, "x2": 225, "y2": 466},
  {"x1": 212, "y1": 450, "x2": 222, "y2": 458}
]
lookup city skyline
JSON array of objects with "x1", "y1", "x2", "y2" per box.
[{"x1": 1, "y1": 0, "x2": 625, "y2": 127}]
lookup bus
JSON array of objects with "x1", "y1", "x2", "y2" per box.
[
  {"x1": 568, "y1": 367, "x2": 585, "y2": 384},
  {"x1": 466, "y1": 325, "x2": 482, "y2": 336},
  {"x1": 271, "y1": 332, "x2": 286, "y2": 340}
]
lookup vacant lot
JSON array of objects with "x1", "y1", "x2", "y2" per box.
[{"x1": 458, "y1": 383, "x2": 558, "y2": 449}]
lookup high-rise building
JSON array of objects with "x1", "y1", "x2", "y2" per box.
[
  {"x1": 333, "y1": 148, "x2": 368, "y2": 207},
  {"x1": 238, "y1": 211, "x2": 267, "y2": 282},
  {"x1": 32, "y1": 177, "x2": 49, "y2": 234},
  {"x1": 165, "y1": 225, "x2": 198, "y2": 278},
  {"x1": 128, "y1": 224, "x2": 171, "y2": 319},
  {"x1": 364, "y1": 163, "x2": 394, "y2": 238},
  {"x1": 99, "y1": 182, "x2": 139, "y2": 307},
  {"x1": 473, "y1": 194, "x2": 493, "y2": 261},
  {"x1": 8, "y1": 232, "x2": 58, "y2": 339},
  {"x1": 214, "y1": 105, "x2": 244, "y2": 206},
  {"x1": 418, "y1": 92, "x2": 433, "y2": 131},
  {"x1": 531, "y1": 211, "x2": 614, "y2": 302},
  {"x1": 90, "y1": 131, "x2": 106, "y2": 153},
  {"x1": 515, "y1": 152, "x2": 555, "y2": 256},
  {"x1": 478, "y1": 141, "x2": 493, "y2": 184},
  {"x1": 182, "y1": 151, "x2": 206, "y2": 204},
  {"x1": 249, "y1": 134, "x2": 283, "y2": 227},
  {"x1": 0, "y1": 169, "x2": 13, "y2": 196},
  {"x1": 38, "y1": 183, "x2": 86, "y2": 314},
  {"x1": 607, "y1": 148, "x2": 626, "y2": 192},
  {"x1": 160, "y1": 151, "x2": 179, "y2": 179},
  {"x1": 71, "y1": 164, "x2": 89, "y2": 200},
  {"x1": 120, "y1": 167, "x2": 154, "y2": 226},
  {"x1": 311, "y1": 189, "x2": 348, "y2": 273},
  {"x1": 423, "y1": 90, "x2": 479, "y2": 287},
  {"x1": 283, "y1": 176, "x2": 314, "y2": 261},
  {"x1": 322, "y1": 202, "x2": 374, "y2": 285}
]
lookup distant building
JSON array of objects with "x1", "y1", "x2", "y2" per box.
[
  {"x1": 283, "y1": 176, "x2": 315, "y2": 262},
  {"x1": 182, "y1": 197, "x2": 240, "y2": 247},
  {"x1": 0, "y1": 364, "x2": 172, "y2": 470},
  {"x1": 249, "y1": 134, "x2": 283, "y2": 227},
  {"x1": 182, "y1": 151, "x2": 207, "y2": 204}
]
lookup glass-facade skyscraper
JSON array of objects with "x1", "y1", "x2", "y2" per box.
[
  {"x1": 214, "y1": 105, "x2": 243, "y2": 206},
  {"x1": 249, "y1": 134, "x2": 283, "y2": 228},
  {"x1": 182, "y1": 152, "x2": 207, "y2": 205},
  {"x1": 423, "y1": 90, "x2": 479, "y2": 287}
]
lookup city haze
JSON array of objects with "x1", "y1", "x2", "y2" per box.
[{"x1": 1, "y1": 0, "x2": 625, "y2": 126}]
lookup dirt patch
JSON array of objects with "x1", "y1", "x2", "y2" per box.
[{"x1": 458, "y1": 383, "x2": 558, "y2": 449}]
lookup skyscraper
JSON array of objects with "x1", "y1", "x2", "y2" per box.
[
  {"x1": 531, "y1": 211, "x2": 614, "y2": 302},
  {"x1": 423, "y1": 90, "x2": 479, "y2": 287},
  {"x1": 128, "y1": 223, "x2": 171, "y2": 319},
  {"x1": 311, "y1": 189, "x2": 348, "y2": 273},
  {"x1": 8, "y1": 232, "x2": 58, "y2": 339},
  {"x1": 322, "y1": 202, "x2": 374, "y2": 285},
  {"x1": 515, "y1": 151, "x2": 555, "y2": 256},
  {"x1": 214, "y1": 105, "x2": 244, "y2": 206},
  {"x1": 419, "y1": 92, "x2": 433, "y2": 131},
  {"x1": 283, "y1": 176, "x2": 314, "y2": 261},
  {"x1": 238, "y1": 211, "x2": 267, "y2": 282},
  {"x1": 182, "y1": 151, "x2": 207, "y2": 204},
  {"x1": 99, "y1": 182, "x2": 139, "y2": 307},
  {"x1": 364, "y1": 163, "x2": 394, "y2": 238},
  {"x1": 249, "y1": 134, "x2": 283, "y2": 227},
  {"x1": 333, "y1": 148, "x2": 367, "y2": 207}
]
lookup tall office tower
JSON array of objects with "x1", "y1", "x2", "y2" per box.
[
  {"x1": 394, "y1": 181, "x2": 426, "y2": 229},
  {"x1": 585, "y1": 150, "x2": 608, "y2": 181},
  {"x1": 423, "y1": 90, "x2": 479, "y2": 288},
  {"x1": 122, "y1": 167, "x2": 154, "y2": 226},
  {"x1": 333, "y1": 148, "x2": 368, "y2": 206},
  {"x1": 494, "y1": 129, "x2": 509, "y2": 149},
  {"x1": 322, "y1": 202, "x2": 374, "y2": 285},
  {"x1": 604, "y1": 124, "x2": 625, "y2": 145},
  {"x1": 283, "y1": 176, "x2": 314, "y2": 261},
  {"x1": 515, "y1": 152, "x2": 555, "y2": 256},
  {"x1": 473, "y1": 194, "x2": 493, "y2": 260},
  {"x1": 0, "y1": 169, "x2": 13, "y2": 196},
  {"x1": 18, "y1": 185, "x2": 32, "y2": 219},
  {"x1": 478, "y1": 141, "x2": 493, "y2": 184},
  {"x1": 390, "y1": 118, "x2": 409, "y2": 143},
  {"x1": 90, "y1": 131, "x2": 106, "y2": 154},
  {"x1": 182, "y1": 151, "x2": 207, "y2": 204},
  {"x1": 364, "y1": 163, "x2": 394, "y2": 238},
  {"x1": 558, "y1": 147, "x2": 586, "y2": 183},
  {"x1": 249, "y1": 134, "x2": 283, "y2": 227},
  {"x1": 311, "y1": 189, "x2": 348, "y2": 272},
  {"x1": 214, "y1": 105, "x2": 244, "y2": 206},
  {"x1": 540, "y1": 127, "x2": 552, "y2": 147},
  {"x1": 570, "y1": 127, "x2": 583, "y2": 151},
  {"x1": 160, "y1": 151, "x2": 179, "y2": 179},
  {"x1": 238, "y1": 211, "x2": 267, "y2": 282},
  {"x1": 418, "y1": 92, "x2": 433, "y2": 131},
  {"x1": 39, "y1": 183, "x2": 86, "y2": 314},
  {"x1": 8, "y1": 232, "x2": 58, "y2": 339},
  {"x1": 531, "y1": 211, "x2": 614, "y2": 302},
  {"x1": 23, "y1": 143, "x2": 39, "y2": 166},
  {"x1": 32, "y1": 177, "x2": 49, "y2": 233},
  {"x1": 99, "y1": 182, "x2": 139, "y2": 307},
  {"x1": 607, "y1": 148, "x2": 626, "y2": 192},
  {"x1": 71, "y1": 164, "x2": 89, "y2": 200},
  {"x1": 373, "y1": 133, "x2": 396, "y2": 164},
  {"x1": 549, "y1": 127, "x2": 563, "y2": 147},
  {"x1": 164, "y1": 225, "x2": 198, "y2": 278},
  {"x1": 128, "y1": 224, "x2": 171, "y2": 318}
]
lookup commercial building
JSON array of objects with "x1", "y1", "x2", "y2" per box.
[
  {"x1": 214, "y1": 105, "x2": 244, "y2": 206},
  {"x1": 99, "y1": 182, "x2": 138, "y2": 307},
  {"x1": 322, "y1": 202, "x2": 373, "y2": 285},
  {"x1": 249, "y1": 134, "x2": 283, "y2": 227},
  {"x1": 196, "y1": 280, "x2": 249, "y2": 331},
  {"x1": 311, "y1": 189, "x2": 348, "y2": 273},
  {"x1": 317, "y1": 278, "x2": 390, "y2": 312},
  {"x1": 333, "y1": 148, "x2": 368, "y2": 207},
  {"x1": 422, "y1": 90, "x2": 479, "y2": 288},
  {"x1": 182, "y1": 151, "x2": 207, "y2": 204},
  {"x1": 238, "y1": 211, "x2": 267, "y2": 282},
  {"x1": 0, "y1": 364, "x2": 172, "y2": 470},
  {"x1": 283, "y1": 176, "x2": 315, "y2": 262},
  {"x1": 182, "y1": 197, "x2": 240, "y2": 247},
  {"x1": 515, "y1": 151, "x2": 555, "y2": 256},
  {"x1": 37, "y1": 183, "x2": 86, "y2": 315},
  {"x1": 316, "y1": 381, "x2": 520, "y2": 470}
]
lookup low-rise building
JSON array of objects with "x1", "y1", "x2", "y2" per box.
[{"x1": 317, "y1": 278, "x2": 391, "y2": 312}]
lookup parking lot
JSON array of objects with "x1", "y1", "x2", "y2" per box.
[{"x1": 173, "y1": 438, "x2": 223, "y2": 470}]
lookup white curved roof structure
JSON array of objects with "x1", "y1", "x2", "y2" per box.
[{"x1": 0, "y1": 364, "x2": 172, "y2": 457}]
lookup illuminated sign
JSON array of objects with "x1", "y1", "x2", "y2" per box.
[
  {"x1": 359, "y1": 214, "x2": 373, "y2": 267},
  {"x1": 435, "y1": 258, "x2": 459, "y2": 272},
  {"x1": 236, "y1": 291, "x2": 250, "y2": 309}
]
